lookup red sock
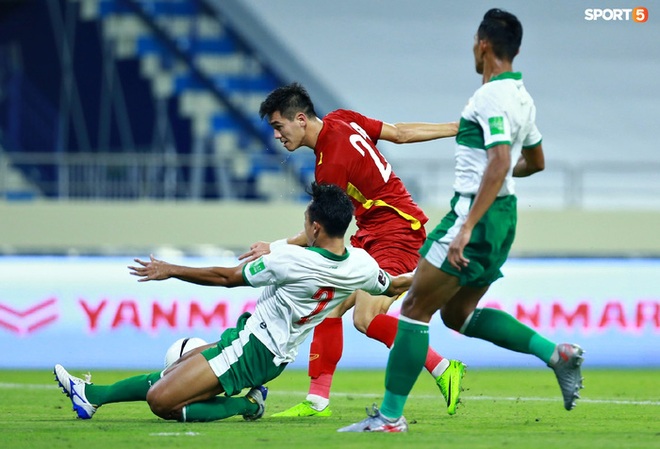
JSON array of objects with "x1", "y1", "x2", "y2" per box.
[
  {"x1": 366, "y1": 313, "x2": 444, "y2": 373},
  {"x1": 365, "y1": 313, "x2": 397, "y2": 346},
  {"x1": 424, "y1": 346, "x2": 444, "y2": 375},
  {"x1": 308, "y1": 317, "x2": 343, "y2": 399}
]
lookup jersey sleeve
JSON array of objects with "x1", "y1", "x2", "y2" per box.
[
  {"x1": 474, "y1": 91, "x2": 512, "y2": 149},
  {"x1": 331, "y1": 109, "x2": 383, "y2": 144},
  {"x1": 523, "y1": 123, "x2": 543, "y2": 148},
  {"x1": 355, "y1": 251, "x2": 392, "y2": 295},
  {"x1": 242, "y1": 249, "x2": 289, "y2": 288},
  {"x1": 364, "y1": 267, "x2": 391, "y2": 296}
]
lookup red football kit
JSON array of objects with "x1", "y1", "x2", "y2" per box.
[{"x1": 313, "y1": 109, "x2": 428, "y2": 275}]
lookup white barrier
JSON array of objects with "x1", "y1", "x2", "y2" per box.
[{"x1": 1, "y1": 256, "x2": 658, "y2": 370}]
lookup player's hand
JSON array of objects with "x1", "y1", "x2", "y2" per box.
[
  {"x1": 128, "y1": 254, "x2": 171, "y2": 282},
  {"x1": 238, "y1": 241, "x2": 271, "y2": 262},
  {"x1": 447, "y1": 227, "x2": 471, "y2": 271}
]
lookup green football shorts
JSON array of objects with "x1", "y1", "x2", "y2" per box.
[
  {"x1": 201, "y1": 312, "x2": 286, "y2": 396},
  {"x1": 420, "y1": 193, "x2": 517, "y2": 287}
]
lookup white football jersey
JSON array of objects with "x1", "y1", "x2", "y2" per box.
[
  {"x1": 242, "y1": 244, "x2": 391, "y2": 365},
  {"x1": 454, "y1": 72, "x2": 543, "y2": 196}
]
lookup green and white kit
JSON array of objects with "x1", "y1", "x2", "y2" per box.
[{"x1": 422, "y1": 72, "x2": 542, "y2": 286}]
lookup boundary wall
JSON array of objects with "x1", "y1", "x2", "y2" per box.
[{"x1": 2, "y1": 201, "x2": 660, "y2": 256}]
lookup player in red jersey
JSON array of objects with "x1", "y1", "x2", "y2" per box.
[{"x1": 240, "y1": 83, "x2": 466, "y2": 417}]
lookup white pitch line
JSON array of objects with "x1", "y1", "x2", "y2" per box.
[
  {"x1": 0, "y1": 382, "x2": 58, "y2": 390},
  {"x1": 4, "y1": 383, "x2": 659, "y2": 406},
  {"x1": 265, "y1": 389, "x2": 660, "y2": 406},
  {"x1": 150, "y1": 432, "x2": 200, "y2": 437}
]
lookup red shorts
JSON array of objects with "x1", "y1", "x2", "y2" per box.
[{"x1": 350, "y1": 225, "x2": 426, "y2": 276}]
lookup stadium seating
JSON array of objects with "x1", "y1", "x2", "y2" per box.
[
  {"x1": 78, "y1": 0, "x2": 315, "y2": 200},
  {"x1": 1, "y1": 0, "x2": 315, "y2": 200}
]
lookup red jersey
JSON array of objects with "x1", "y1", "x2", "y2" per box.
[{"x1": 314, "y1": 109, "x2": 429, "y2": 238}]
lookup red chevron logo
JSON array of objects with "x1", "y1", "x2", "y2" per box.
[{"x1": 0, "y1": 298, "x2": 59, "y2": 335}]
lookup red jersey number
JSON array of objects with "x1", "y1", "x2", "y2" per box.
[{"x1": 296, "y1": 287, "x2": 336, "y2": 325}]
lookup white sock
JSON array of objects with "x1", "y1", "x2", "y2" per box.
[
  {"x1": 306, "y1": 394, "x2": 330, "y2": 411},
  {"x1": 431, "y1": 358, "x2": 451, "y2": 378},
  {"x1": 548, "y1": 345, "x2": 560, "y2": 367}
]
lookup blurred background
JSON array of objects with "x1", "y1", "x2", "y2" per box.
[
  {"x1": 2, "y1": 0, "x2": 660, "y2": 209},
  {"x1": 0, "y1": 0, "x2": 658, "y2": 370}
]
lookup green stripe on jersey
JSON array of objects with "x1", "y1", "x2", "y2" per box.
[
  {"x1": 485, "y1": 140, "x2": 511, "y2": 149},
  {"x1": 456, "y1": 117, "x2": 485, "y2": 150}
]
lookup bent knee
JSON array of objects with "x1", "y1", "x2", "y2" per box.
[
  {"x1": 440, "y1": 307, "x2": 468, "y2": 332},
  {"x1": 400, "y1": 296, "x2": 435, "y2": 322},
  {"x1": 352, "y1": 314, "x2": 370, "y2": 334},
  {"x1": 353, "y1": 294, "x2": 395, "y2": 334},
  {"x1": 147, "y1": 390, "x2": 177, "y2": 420}
]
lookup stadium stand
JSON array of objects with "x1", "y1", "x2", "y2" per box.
[{"x1": 0, "y1": 0, "x2": 316, "y2": 200}]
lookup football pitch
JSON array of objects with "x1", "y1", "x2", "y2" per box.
[{"x1": 1, "y1": 368, "x2": 658, "y2": 449}]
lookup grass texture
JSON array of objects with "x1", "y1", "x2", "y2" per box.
[{"x1": 0, "y1": 367, "x2": 658, "y2": 449}]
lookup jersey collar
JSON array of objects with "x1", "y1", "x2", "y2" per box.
[
  {"x1": 489, "y1": 71, "x2": 522, "y2": 82},
  {"x1": 306, "y1": 246, "x2": 350, "y2": 261}
]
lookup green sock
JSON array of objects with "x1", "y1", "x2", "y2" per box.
[
  {"x1": 183, "y1": 396, "x2": 256, "y2": 422},
  {"x1": 463, "y1": 308, "x2": 556, "y2": 364},
  {"x1": 381, "y1": 319, "x2": 428, "y2": 419},
  {"x1": 85, "y1": 371, "x2": 162, "y2": 406}
]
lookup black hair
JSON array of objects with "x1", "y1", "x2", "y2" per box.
[
  {"x1": 477, "y1": 8, "x2": 523, "y2": 62},
  {"x1": 306, "y1": 182, "x2": 354, "y2": 238},
  {"x1": 259, "y1": 82, "x2": 318, "y2": 120}
]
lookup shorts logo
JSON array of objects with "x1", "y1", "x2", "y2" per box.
[
  {"x1": 488, "y1": 116, "x2": 505, "y2": 135},
  {"x1": 249, "y1": 259, "x2": 266, "y2": 275}
]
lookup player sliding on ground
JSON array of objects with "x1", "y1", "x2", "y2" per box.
[
  {"x1": 240, "y1": 83, "x2": 465, "y2": 417},
  {"x1": 54, "y1": 183, "x2": 412, "y2": 422}
]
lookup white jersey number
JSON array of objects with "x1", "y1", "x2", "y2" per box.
[{"x1": 349, "y1": 122, "x2": 392, "y2": 183}]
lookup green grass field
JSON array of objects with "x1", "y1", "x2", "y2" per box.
[{"x1": 1, "y1": 368, "x2": 658, "y2": 449}]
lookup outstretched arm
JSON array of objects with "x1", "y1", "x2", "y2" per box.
[
  {"x1": 385, "y1": 272, "x2": 414, "y2": 297},
  {"x1": 128, "y1": 254, "x2": 246, "y2": 287},
  {"x1": 379, "y1": 121, "x2": 458, "y2": 144},
  {"x1": 238, "y1": 231, "x2": 308, "y2": 262}
]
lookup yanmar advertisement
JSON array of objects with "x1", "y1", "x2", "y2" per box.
[{"x1": 0, "y1": 256, "x2": 658, "y2": 369}]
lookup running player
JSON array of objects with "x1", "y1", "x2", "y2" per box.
[
  {"x1": 240, "y1": 83, "x2": 465, "y2": 417},
  {"x1": 340, "y1": 9, "x2": 584, "y2": 433}
]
